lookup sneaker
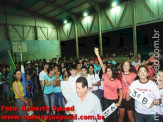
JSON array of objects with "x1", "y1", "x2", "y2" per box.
[{"x1": 27, "y1": 111, "x2": 34, "y2": 116}]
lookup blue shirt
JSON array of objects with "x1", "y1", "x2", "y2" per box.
[
  {"x1": 26, "y1": 80, "x2": 33, "y2": 98},
  {"x1": 43, "y1": 74, "x2": 55, "y2": 94},
  {"x1": 108, "y1": 60, "x2": 116, "y2": 65},
  {"x1": 53, "y1": 75, "x2": 62, "y2": 93},
  {"x1": 93, "y1": 64, "x2": 101, "y2": 74}
]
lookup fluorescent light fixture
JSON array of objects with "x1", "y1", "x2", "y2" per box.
[
  {"x1": 84, "y1": 12, "x2": 88, "y2": 17},
  {"x1": 112, "y1": 2, "x2": 117, "y2": 7},
  {"x1": 111, "y1": 6, "x2": 120, "y2": 14},
  {"x1": 64, "y1": 20, "x2": 67, "y2": 24},
  {"x1": 83, "y1": 16, "x2": 91, "y2": 23}
]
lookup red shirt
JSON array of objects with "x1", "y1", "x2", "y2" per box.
[
  {"x1": 103, "y1": 73, "x2": 122, "y2": 100},
  {"x1": 146, "y1": 66, "x2": 154, "y2": 80},
  {"x1": 119, "y1": 72, "x2": 137, "y2": 99}
]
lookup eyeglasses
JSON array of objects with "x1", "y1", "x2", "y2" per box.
[{"x1": 139, "y1": 70, "x2": 147, "y2": 73}]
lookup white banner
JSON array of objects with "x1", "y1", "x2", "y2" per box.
[
  {"x1": 61, "y1": 81, "x2": 75, "y2": 101},
  {"x1": 103, "y1": 103, "x2": 117, "y2": 119},
  {"x1": 130, "y1": 89, "x2": 153, "y2": 108}
]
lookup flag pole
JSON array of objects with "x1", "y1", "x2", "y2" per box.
[
  {"x1": 8, "y1": 50, "x2": 16, "y2": 69},
  {"x1": 20, "y1": 48, "x2": 26, "y2": 96}
]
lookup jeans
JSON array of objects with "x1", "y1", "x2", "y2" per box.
[
  {"x1": 134, "y1": 110, "x2": 155, "y2": 122},
  {"x1": 2, "y1": 82, "x2": 10, "y2": 100},
  {"x1": 103, "y1": 97, "x2": 118, "y2": 122},
  {"x1": 32, "y1": 76, "x2": 38, "y2": 91},
  {"x1": 15, "y1": 98, "x2": 27, "y2": 122},
  {"x1": 43, "y1": 93, "x2": 55, "y2": 115},
  {"x1": 157, "y1": 115, "x2": 163, "y2": 122},
  {"x1": 54, "y1": 92, "x2": 64, "y2": 107}
]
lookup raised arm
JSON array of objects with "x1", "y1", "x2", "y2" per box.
[{"x1": 94, "y1": 47, "x2": 105, "y2": 73}]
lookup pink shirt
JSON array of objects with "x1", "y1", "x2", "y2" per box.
[
  {"x1": 120, "y1": 72, "x2": 137, "y2": 99},
  {"x1": 103, "y1": 73, "x2": 122, "y2": 100}
]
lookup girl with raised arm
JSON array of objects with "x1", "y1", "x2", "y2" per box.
[{"x1": 94, "y1": 47, "x2": 122, "y2": 122}]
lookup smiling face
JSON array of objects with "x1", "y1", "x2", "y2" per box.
[
  {"x1": 157, "y1": 71, "x2": 163, "y2": 85},
  {"x1": 15, "y1": 71, "x2": 22, "y2": 81},
  {"x1": 88, "y1": 66, "x2": 94, "y2": 74},
  {"x1": 106, "y1": 68, "x2": 113, "y2": 78},
  {"x1": 53, "y1": 66, "x2": 58, "y2": 74},
  {"x1": 138, "y1": 67, "x2": 148, "y2": 80},
  {"x1": 123, "y1": 61, "x2": 130, "y2": 72}
]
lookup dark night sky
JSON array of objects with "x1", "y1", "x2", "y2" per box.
[{"x1": 61, "y1": 21, "x2": 163, "y2": 57}]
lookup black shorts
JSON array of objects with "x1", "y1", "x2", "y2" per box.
[
  {"x1": 119, "y1": 98, "x2": 135, "y2": 110},
  {"x1": 27, "y1": 96, "x2": 33, "y2": 99}
]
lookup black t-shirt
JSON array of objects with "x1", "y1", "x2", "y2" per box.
[
  {"x1": 25, "y1": 68, "x2": 32, "y2": 74},
  {"x1": 31, "y1": 68, "x2": 37, "y2": 77}
]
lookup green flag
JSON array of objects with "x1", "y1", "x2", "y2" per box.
[{"x1": 8, "y1": 50, "x2": 16, "y2": 98}]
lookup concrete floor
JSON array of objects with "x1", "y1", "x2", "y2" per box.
[{"x1": 0, "y1": 92, "x2": 45, "y2": 122}]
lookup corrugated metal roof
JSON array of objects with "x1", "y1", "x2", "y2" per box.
[{"x1": 3, "y1": 0, "x2": 128, "y2": 24}]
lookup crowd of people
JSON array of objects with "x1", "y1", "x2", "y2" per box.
[{"x1": 0, "y1": 48, "x2": 163, "y2": 122}]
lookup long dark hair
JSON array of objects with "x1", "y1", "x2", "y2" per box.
[
  {"x1": 62, "y1": 68, "x2": 70, "y2": 79},
  {"x1": 47, "y1": 67, "x2": 53, "y2": 75},
  {"x1": 88, "y1": 64, "x2": 95, "y2": 74},
  {"x1": 105, "y1": 65, "x2": 119, "y2": 79},
  {"x1": 88, "y1": 64, "x2": 96, "y2": 79},
  {"x1": 12, "y1": 69, "x2": 22, "y2": 83}
]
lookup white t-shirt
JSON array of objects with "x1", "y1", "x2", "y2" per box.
[
  {"x1": 77, "y1": 71, "x2": 82, "y2": 77},
  {"x1": 99, "y1": 76, "x2": 104, "y2": 90},
  {"x1": 85, "y1": 76, "x2": 92, "y2": 89},
  {"x1": 132, "y1": 60, "x2": 141, "y2": 67},
  {"x1": 158, "y1": 89, "x2": 163, "y2": 115},
  {"x1": 39, "y1": 71, "x2": 47, "y2": 86},
  {"x1": 88, "y1": 74, "x2": 100, "y2": 91},
  {"x1": 99, "y1": 81, "x2": 104, "y2": 90},
  {"x1": 68, "y1": 75, "x2": 79, "y2": 94},
  {"x1": 129, "y1": 79, "x2": 159, "y2": 114}
]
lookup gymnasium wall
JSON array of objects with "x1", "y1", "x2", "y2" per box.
[
  {"x1": 0, "y1": 3, "x2": 60, "y2": 64},
  {"x1": 60, "y1": 0, "x2": 163, "y2": 41}
]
